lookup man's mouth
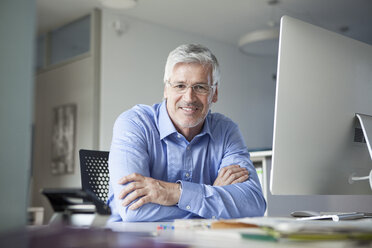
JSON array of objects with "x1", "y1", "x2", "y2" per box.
[
  {"x1": 178, "y1": 103, "x2": 201, "y2": 114},
  {"x1": 177, "y1": 101, "x2": 202, "y2": 114},
  {"x1": 180, "y1": 106, "x2": 197, "y2": 112}
]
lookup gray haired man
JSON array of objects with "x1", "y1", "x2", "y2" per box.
[{"x1": 107, "y1": 44, "x2": 266, "y2": 222}]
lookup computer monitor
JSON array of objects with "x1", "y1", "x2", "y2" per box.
[{"x1": 270, "y1": 16, "x2": 372, "y2": 195}]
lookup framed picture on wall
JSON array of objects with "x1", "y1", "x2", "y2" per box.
[{"x1": 51, "y1": 103, "x2": 77, "y2": 175}]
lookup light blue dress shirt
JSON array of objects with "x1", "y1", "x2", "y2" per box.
[{"x1": 107, "y1": 100, "x2": 266, "y2": 222}]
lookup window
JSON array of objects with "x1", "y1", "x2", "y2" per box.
[{"x1": 36, "y1": 14, "x2": 91, "y2": 70}]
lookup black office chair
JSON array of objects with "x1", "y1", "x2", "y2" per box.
[
  {"x1": 42, "y1": 150, "x2": 111, "y2": 226},
  {"x1": 79, "y1": 149, "x2": 111, "y2": 215}
]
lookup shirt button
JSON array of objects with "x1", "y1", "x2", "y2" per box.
[
  {"x1": 186, "y1": 205, "x2": 191, "y2": 210},
  {"x1": 185, "y1": 173, "x2": 190, "y2": 178},
  {"x1": 187, "y1": 146, "x2": 191, "y2": 150},
  {"x1": 177, "y1": 134, "x2": 182, "y2": 138}
]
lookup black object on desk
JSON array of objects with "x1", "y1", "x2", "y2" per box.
[
  {"x1": 41, "y1": 188, "x2": 111, "y2": 215},
  {"x1": 41, "y1": 149, "x2": 112, "y2": 226},
  {"x1": 41, "y1": 188, "x2": 111, "y2": 226}
]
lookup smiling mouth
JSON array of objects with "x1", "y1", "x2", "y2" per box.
[{"x1": 179, "y1": 106, "x2": 198, "y2": 113}]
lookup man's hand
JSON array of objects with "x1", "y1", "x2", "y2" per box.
[
  {"x1": 118, "y1": 173, "x2": 181, "y2": 210},
  {"x1": 213, "y1": 165, "x2": 249, "y2": 186}
]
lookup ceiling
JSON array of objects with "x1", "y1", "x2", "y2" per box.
[{"x1": 37, "y1": 0, "x2": 372, "y2": 47}]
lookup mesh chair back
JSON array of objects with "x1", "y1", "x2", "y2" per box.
[{"x1": 79, "y1": 149, "x2": 110, "y2": 204}]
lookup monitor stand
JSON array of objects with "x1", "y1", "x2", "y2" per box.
[
  {"x1": 349, "y1": 113, "x2": 372, "y2": 191},
  {"x1": 292, "y1": 114, "x2": 372, "y2": 221}
]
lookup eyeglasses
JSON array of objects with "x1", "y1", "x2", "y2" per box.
[{"x1": 167, "y1": 82, "x2": 216, "y2": 95}]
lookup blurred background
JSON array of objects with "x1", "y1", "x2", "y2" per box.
[{"x1": 1, "y1": 0, "x2": 372, "y2": 230}]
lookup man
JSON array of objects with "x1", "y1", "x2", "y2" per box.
[{"x1": 107, "y1": 44, "x2": 266, "y2": 222}]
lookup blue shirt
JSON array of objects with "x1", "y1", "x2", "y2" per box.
[{"x1": 107, "y1": 100, "x2": 266, "y2": 222}]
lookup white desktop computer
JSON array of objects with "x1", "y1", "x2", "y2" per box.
[{"x1": 270, "y1": 16, "x2": 372, "y2": 195}]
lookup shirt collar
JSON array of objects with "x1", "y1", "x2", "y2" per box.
[
  {"x1": 158, "y1": 100, "x2": 214, "y2": 141},
  {"x1": 158, "y1": 100, "x2": 178, "y2": 140},
  {"x1": 197, "y1": 111, "x2": 214, "y2": 141}
]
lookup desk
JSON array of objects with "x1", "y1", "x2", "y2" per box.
[
  {"x1": 1, "y1": 220, "x2": 369, "y2": 247},
  {"x1": 106, "y1": 221, "x2": 366, "y2": 248}
]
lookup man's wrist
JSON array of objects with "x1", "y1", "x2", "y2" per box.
[
  {"x1": 176, "y1": 181, "x2": 182, "y2": 204},
  {"x1": 175, "y1": 181, "x2": 182, "y2": 205},
  {"x1": 163, "y1": 181, "x2": 182, "y2": 206},
  {"x1": 176, "y1": 181, "x2": 182, "y2": 191}
]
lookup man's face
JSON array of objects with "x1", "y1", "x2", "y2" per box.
[{"x1": 164, "y1": 62, "x2": 218, "y2": 133}]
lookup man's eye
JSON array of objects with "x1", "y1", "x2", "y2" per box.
[
  {"x1": 174, "y1": 84, "x2": 186, "y2": 89},
  {"x1": 194, "y1": 85, "x2": 208, "y2": 90}
]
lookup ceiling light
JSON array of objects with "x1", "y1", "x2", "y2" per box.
[
  {"x1": 238, "y1": 28, "x2": 279, "y2": 56},
  {"x1": 100, "y1": 0, "x2": 138, "y2": 9},
  {"x1": 239, "y1": 0, "x2": 280, "y2": 56}
]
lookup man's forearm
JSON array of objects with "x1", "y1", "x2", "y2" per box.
[
  {"x1": 116, "y1": 201, "x2": 197, "y2": 222},
  {"x1": 118, "y1": 173, "x2": 181, "y2": 209},
  {"x1": 178, "y1": 179, "x2": 266, "y2": 219}
]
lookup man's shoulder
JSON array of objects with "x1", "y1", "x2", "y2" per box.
[
  {"x1": 208, "y1": 112, "x2": 237, "y2": 128},
  {"x1": 115, "y1": 103, "x2": 160, "y2": 127}
]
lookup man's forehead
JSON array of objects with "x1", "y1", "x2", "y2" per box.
[
  {"x1": 170, "y1": 63, "x2": 212, "y2": 83},
  {"x1": 172, "y1": 62, "x2": 212, "y2": 75}
]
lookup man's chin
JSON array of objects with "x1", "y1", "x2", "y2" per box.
[{"x1": 177, "y1": 119, "x2": 202, "y2": 129}]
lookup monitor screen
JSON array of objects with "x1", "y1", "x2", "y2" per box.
[{"x1": 270, "y1": 16, "x2": 372, "y2": 195}]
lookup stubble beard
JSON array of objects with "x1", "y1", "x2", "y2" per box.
[{"x1": 176, "y1": 97, "x2": 213, "y2": 129}]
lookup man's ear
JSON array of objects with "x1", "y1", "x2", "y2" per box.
[{"x1": 212, "y1": 87, "x2": 218, "y2": 103}]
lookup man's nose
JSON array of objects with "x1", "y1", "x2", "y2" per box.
[{"x1": 182, "y1": 86, "x2": 196, "y2": 101}]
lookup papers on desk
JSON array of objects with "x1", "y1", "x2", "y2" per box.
[
  {"x1": 175, "y1": 217, "x2": 372, "y2": 242},
  {"x1": 174, "y1": 218, "x2": 214, "y2": 230}
]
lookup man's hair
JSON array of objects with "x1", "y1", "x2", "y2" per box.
[{"x1": 163, "y1": 44, "x2": 220, "y2": 86}]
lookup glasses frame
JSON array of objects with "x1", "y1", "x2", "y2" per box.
[{"x1": 166, "y1": 82, "x2": 217, "y2": 95}]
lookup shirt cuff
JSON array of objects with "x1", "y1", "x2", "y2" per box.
[{"x1": 176, "y1": 180, "x2": 203, "y2": 213}]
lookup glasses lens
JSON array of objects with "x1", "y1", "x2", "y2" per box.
[
  {"x1": 193, "y1": 84, "x2": 210, "y2": 94},
  {"x1": 169, "y1": 83, "x2": 211, "y2": 95}
]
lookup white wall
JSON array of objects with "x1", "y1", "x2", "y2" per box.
[
  {"x1": 32, "y1": 56, "x2": 98, "y2": 222},
  {"x1": 100, "y1": 10, "x2": 277, "y2": 151}
]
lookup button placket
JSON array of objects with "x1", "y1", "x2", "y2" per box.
[{"x1": 185, "y1": 145, "x2": 192, "y2": 181}]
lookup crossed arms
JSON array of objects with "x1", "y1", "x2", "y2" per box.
[
  {"x1": 118, "y1": 165, "x2": 250, "y2": 210},
  {"x1": 108, "y1": 111, "x2": 266, "y2": 222}
]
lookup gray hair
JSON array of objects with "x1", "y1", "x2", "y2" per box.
[{"x1": 163, "y1": 44, "x2": 220, "y2": 86}]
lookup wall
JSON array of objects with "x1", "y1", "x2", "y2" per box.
[
  {"x1": 31, "y1": 56, "x2": 98, "y2": 222},
  {"x1": 0, "y1": 0, "x2": 36, "y2": 233},
  {"x1": 99, "y1": 10, "x2": 277, "y2": 151}
]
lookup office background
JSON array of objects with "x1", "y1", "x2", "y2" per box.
[{"x1": 1, "y1": 0, "x2": 372, "y2": 231}]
